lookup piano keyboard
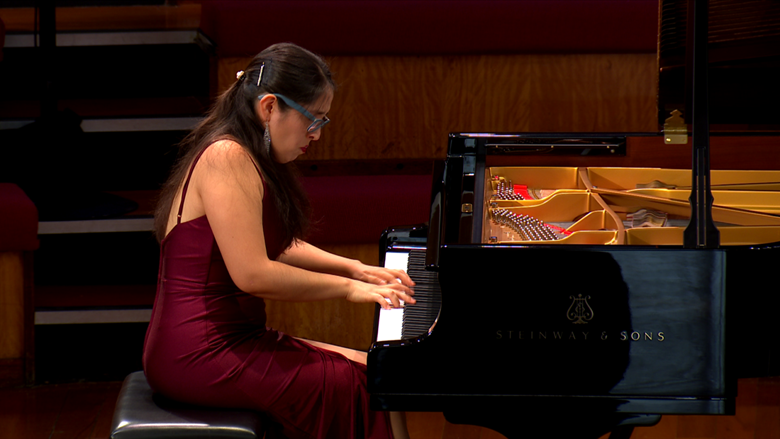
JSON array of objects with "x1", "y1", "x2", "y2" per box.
[{"x1": 375, "y1": 248, "x2": 442, "y2": 342}]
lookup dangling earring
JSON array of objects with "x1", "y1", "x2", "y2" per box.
[{"x1": 264, "y1": 121, "x2": 271, "y2": 155}]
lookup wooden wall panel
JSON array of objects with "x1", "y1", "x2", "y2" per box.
[
  {"x1": 0, "y1": 4, "x2": 201, "y2": 32},
  {"x1": 325, "y1": 56, "x2": 447, "y2": 161},
  {"x1": 632, "y1": 415, "x2": 677, "y2": 439},
  {"x1": 263, "y1": 299, "x2": 375, "y2": 351},
  {"x1": 263, "y1": 243, "x2": 379, "y2": 350},
  {"x1": 218, "y1": 53, "x2": 658, "y2": 162},
  {"x1": 216, "y1": 57, "x2": 249, "y2": 97},
  {"x1": 756, "y1": 377, "x2": 780, "y2": 439},
  {"x1": 599, "y1": 378, "x2": 780, "y2": 439},
  {"x1": 0, "y1": 252, "x2": 24, "y2": 360},
  {"x1": 442, "y1": 55, "x2": 533, "y2": 135},
  {"x1": 718, "y1": 376, "x2": 759, "y2": 438}
]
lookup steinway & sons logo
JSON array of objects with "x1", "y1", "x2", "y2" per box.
[
  {"x1": 567, "y1": 294, "x2": 593, "y2": 324},
  {"x1": 494, "y1": 294, "x2": 666, "y2": 342}
]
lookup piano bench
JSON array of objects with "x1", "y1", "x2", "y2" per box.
[{"x1": 110, "y1": 371, "x2": 266, "y2": 439}]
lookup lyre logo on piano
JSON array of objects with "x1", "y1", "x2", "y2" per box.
[{"x1": 567, "y1": 294, "x2": 594, "y2": 324}]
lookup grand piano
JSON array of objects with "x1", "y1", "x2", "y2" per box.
[{"x1": 367, "y1": 1, "x2": 780, "y2": 438}]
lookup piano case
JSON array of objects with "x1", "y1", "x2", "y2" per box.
[{"x1": 368, "y1": 133, "x2": 780, "y2": 438}]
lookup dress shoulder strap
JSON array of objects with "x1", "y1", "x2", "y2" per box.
[
  {"x1": 176, "y1": 146, "x2": 210, "y2": 224},
  {"x1": 176, "y1": 143, "x2": 266, "y2": 224}
]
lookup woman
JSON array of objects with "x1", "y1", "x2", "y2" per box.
[{"x1": 142, "y1": 43, "x2": 415, "y2": 439}]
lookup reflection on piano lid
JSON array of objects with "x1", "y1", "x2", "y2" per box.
[{"x1": 369, "y1": 224, "x2": 738, "y2": 439}]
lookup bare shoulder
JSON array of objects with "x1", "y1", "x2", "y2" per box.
[
  {"x1": 196, "y1": 140, "x2": 263, "y2": 183},
  {"x1": 194, "y1": 140, "x2": 264, "y2": 198},
  {"x1": 201, "y1": 139, "x2": 256, "y2": 169}
]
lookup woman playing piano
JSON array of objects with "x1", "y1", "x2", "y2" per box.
[{"x1": 142, "y1": 42, "x2": 415, "y2": 439}]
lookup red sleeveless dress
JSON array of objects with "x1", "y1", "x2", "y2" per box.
[{"x1": 142, "y1": 147, "x2": 393, "y2": 439}]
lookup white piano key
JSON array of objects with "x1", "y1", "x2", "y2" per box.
[
  {"x1": 376, "y1": 307, "x2": 404, "y2": 342},
  {"x1": 375, "y1": 251, "x2": 410, "y2": 341},
  {"x1": 384, "y1": 251, "x2": 410, "y2": 271}
]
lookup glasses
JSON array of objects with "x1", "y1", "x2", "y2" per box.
[{"x1": 261, "y1": 93, "x2": 330, "y2": 133}]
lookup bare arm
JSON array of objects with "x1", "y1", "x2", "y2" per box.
[
  {"x1": 191, "y1": 142, "x2": 413, "y2": 309},
  {"x1": 279, "y1": 240, "x2": 416, "y2": 289}
]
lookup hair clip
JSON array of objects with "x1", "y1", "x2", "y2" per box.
[
  {"x1": 236, "y1": 70, "x2": 245, "y2": 80},
  {"x1": 257, "y1": 63, "x2": 265, "y2": 87}
]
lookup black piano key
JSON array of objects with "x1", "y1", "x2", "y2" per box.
[{"x1": 401, "y1": 249, "x2": 442, "y2": 340}]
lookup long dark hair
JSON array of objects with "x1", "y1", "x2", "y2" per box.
[{"x1": 154, "y1": 43, "x2": 335, "y2": 247}]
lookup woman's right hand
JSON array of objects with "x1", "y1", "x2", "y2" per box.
[{"x1": 345, "y1": 279, "x2": 415, "y2": 310}]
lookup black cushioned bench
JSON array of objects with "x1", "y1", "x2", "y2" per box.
[{"x1": 110, "y1": 371, "x2": 266, "y2": 439}]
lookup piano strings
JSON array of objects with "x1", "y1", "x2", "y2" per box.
[{"x1": 490, "y1": 208, "x2": 570, "y2": 242}]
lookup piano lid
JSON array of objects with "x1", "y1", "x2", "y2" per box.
[{"x1": 658, "y1": 0, "x2": 780, "y2": 130}]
